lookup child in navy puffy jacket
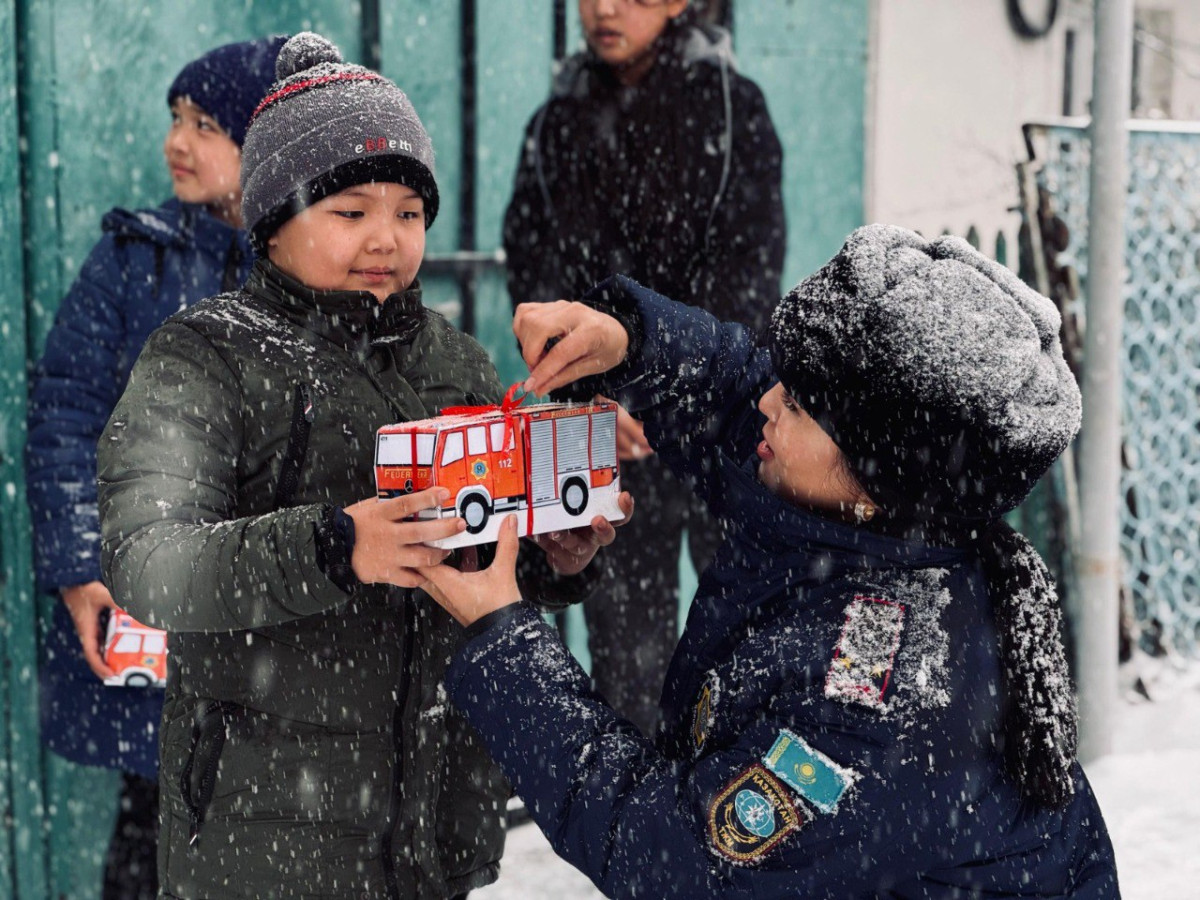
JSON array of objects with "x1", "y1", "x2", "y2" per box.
[
  {"x1": 25, "y1": 36, "x2": 284, "y2": 898},
  {"x1": 419, "y1": 225, "x2": 1120, "y2": 898}
]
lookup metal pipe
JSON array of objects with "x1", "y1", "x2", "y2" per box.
[{"x1": 1076, "y1": 0, "x2": 1134, "y2": 764}]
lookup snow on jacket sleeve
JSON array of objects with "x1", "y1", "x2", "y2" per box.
[
  {"x1": 568, "y1": 275, "x2": 774, "y2": 504},
  {"x1": 446, "y1": 604, "x2": 953, "y2": 898},
  {"x1": 686, "y1": 77, "x2": 786, "y2": 334},
  {"x1": 98, "y1": 320, "x2": 352, "y2": 632},
  {"x1": 26, "y1": 235, "x2": 137, "y2": 591}
]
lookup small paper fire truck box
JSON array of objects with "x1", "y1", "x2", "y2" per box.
[
  {"x1": 102, "y1": 610, "x2": 167, "y2": 688},
  {"x1": 375, "y1": 392, "x2": 623, "y2": 550}
]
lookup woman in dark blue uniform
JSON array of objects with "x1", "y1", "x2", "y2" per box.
[{"x1": 420, "y1": 224, "x2": 1119, "y2": 898}]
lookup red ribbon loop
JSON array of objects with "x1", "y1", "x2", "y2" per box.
[{"x1": 439, "y1": 383, "x2": 529, "y2": 449}]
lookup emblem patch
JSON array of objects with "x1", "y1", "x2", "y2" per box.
[
  {"x1": 471, "y1": 459, "x2": 489, "y2": 480},
  {"x1": 825, "y1": 596, "x2": 905, "y2": 711},
  {"x1": 708, "y1": 765, "x2": 803, "y2": 864},
  {"x1": 692, "y1": 672, "x2": 719, "y2": 751},
  {"x1": 762, "y1": 729, "x2": 857, "y2": 814}
]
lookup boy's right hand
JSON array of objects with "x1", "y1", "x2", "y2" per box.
[
  {"x1": 513, "y1": 300, "x2": 629, "y2": 395},
  {"x1": 61, "y1": 581, "x2": 118, "y2": 680},
  {"x1": 343, "y1": 488, "x2": 464, "y2": 588}
]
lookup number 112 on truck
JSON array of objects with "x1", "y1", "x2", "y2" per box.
[{"x1": 374, "y1": 389, "x2": 624, "y2": 550}]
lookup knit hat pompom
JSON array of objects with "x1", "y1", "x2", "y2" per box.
[
  {"x1": 241, "y1": 30, "x2": 439, "y2": 253},
  {"x1": 275, "y1": 31, "x2": 342, "y2": 79},
  {"x1": 769, "y1": 223, "x2": 1081, "y2": 524}
]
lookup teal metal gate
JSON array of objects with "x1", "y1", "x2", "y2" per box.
[
  {"x1": 0, "y1": 2, "x2": 866, "y2": 895},
  {"x1": 1027, "y1": 119, "x2": 1200, "y2": 658}
]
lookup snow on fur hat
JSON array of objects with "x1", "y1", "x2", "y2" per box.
[
  {"x1": 167, "y1": 36, "x2": 288, "y2": 147},
  {"x1": 240, "y1": 32, "x2": 438, "y2": 253},
  {"x1": 769, "y1": 223, "x2": 1081, "y2": 523}
]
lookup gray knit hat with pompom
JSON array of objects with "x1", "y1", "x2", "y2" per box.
[
  {"x1": 769, "y1": 223, "x2": 1081, "y2": 523},
  {"x1": 240, "y1": 32, "x2": 438, "y2": 253}
]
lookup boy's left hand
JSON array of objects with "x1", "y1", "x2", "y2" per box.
[{"x1": 531, "y1": 490, "x2": 634, "y2": 576}]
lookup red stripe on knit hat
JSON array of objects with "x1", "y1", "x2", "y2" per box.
[{"x1": 250, "y1": 72, "x2": 385, "y2": 122}]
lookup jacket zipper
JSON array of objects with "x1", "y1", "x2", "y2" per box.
[{"x1": 381, "y1": 597, "x2": 417, "y2": 898}]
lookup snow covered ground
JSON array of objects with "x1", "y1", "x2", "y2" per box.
[{"x1": 475, "y1": 657, "x2": 1200, "y2": 900}]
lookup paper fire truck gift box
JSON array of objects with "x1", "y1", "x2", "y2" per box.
[
  {"x1": 375, "y1": 386, "x2": 623, "y2": 550},
  {"x1": 102, "y1": 609, "x2": 168, "y2": 688}
]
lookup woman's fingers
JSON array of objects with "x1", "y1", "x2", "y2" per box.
[{"x1": 513, "y1": 300, "x2": 628, "y2": 395}]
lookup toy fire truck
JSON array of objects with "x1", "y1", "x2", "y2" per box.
[
  {"x1": 102, "y1": 610, "x2": 168, "y2": 688},
  {"x1": 375, "y1": 386, "x2": 623, "y2": 549}
]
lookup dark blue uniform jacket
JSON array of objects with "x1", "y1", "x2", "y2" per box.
[
  {"x1": 446, "y1": 277, "x2": 1119, "y2": 898},
  {"x1": 26, "y1": 199, "x2": 252, "y2": 777}
]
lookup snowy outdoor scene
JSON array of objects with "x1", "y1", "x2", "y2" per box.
[{"x1": 2, "y1": 1, "x2": 1199, "y2": 899}]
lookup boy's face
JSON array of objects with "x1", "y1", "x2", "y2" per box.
[
  {"x1": 579, "y1": 0, "x2": 690, "y2": 85},
  {"x1": 163, "y1": 99, "x2": 243, "y2": 227},
  {"x1": 267, "y1": 182, "x2": 426, "y2": 303},
  {"x1": 756, "y1": 382, "x2": 865, "y2": 516}
]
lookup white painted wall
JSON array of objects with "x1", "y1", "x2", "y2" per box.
[{"x1": 865, "y1": 0, "x2": 1200, "y2": 264}]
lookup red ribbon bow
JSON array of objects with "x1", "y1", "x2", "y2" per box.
[{"x1": 440, "y1": 382, "x2": 529, "y2": 449}]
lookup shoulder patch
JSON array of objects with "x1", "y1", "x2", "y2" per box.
[
  {"x1": 825, "y1": 596, "x2": 905, "y2": 711},
  {"x1": 762, "y1": 729, "x2": 857, "y2": 814},
  {"x1": 692, "y1": 671, "x2": 719, "y2": 752},
  {"x1": 708, "y1": 765, "x2": 804, "y2": 865}
]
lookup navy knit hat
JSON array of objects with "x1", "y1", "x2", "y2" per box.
[
  {"x1": 167, "y1": 36, "x2": 288, "y2": 146},
  {"x1": 768, "y1": 223, "x2": 1081, "y2": 524},
  {"x1": 240, "y1": 32, "x2": 439, "y2": 254}
]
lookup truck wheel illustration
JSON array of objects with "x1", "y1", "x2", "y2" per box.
[
  {"x1": 460, "y1": 494, "x2": 491, "y2": 535},
  {"x1": 124, "y1": 672, "x2": 152, "y2": 688},
  {"x1": 561, "y1": 477, "x2": 589, "y2": 516}
]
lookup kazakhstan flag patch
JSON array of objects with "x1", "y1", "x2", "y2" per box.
[{"x1": 762, "y1": 729, "x2": 857, "y2": 814}]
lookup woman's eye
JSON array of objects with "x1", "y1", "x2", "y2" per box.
[
  {"x1": 782, "y1": 394, "x2": 798, "y2": 412},
  {"x1": 334, "y1": 210, "x2": 364, "y2": 220}
]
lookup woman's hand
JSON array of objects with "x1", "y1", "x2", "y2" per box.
[
  {"x1": 343, "y1": 488, "x2": 464, "y2": 588},
  {"x1": 530, "y1": 490, "x2": 635, "y2": 576},
  {"x1": 513, "y1": 300, "x2": 629, "y2": 395},
  {"x1": 61, "y1": 581, "x2": 118, "y2": 680},
  {"x1": 419, "y1": 516, "x2": 524, "y2": 626}
]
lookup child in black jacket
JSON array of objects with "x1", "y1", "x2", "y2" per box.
[{"x1": 503, "y1": 0, "x2": 786, "y2": 735}]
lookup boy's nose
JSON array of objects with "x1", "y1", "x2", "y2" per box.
[{"x1": 367, "y1": 224, "x2": 399, "y2": 253}]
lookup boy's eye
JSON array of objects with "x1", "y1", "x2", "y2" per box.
[
  {"x1": 782, "y1": 393, "x2": 802, "y2": 414},
  {"x1": 197, "y1": 119, "x2": 217, "y2": 132},
  {"x1": 398, "y1": 210, "x2": 421, "y2": 221}
]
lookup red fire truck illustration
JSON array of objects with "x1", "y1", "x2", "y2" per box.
[
  {"x1": 375, "y1": 386, "x2": 623, "y2": 549},
  {"x1": 102, "y1": 610, "x2": 168, "y2": 688}
]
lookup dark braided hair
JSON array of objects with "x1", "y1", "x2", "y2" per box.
[{"x1": 976, "y1": 520, "x2": 1078, "y2": 808}]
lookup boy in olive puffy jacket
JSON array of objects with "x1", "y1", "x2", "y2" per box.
[{"x1": 99, "y1": 33, "x2": 619, "y2": 900}]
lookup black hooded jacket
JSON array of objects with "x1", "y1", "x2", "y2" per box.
[{"x1": 503, "y1": 20, "x2": 786, "y2": 333}]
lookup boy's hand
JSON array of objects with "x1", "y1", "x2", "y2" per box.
[
  {"x1": 344, "y1": 488, "x2": 464, "y2": 588},
  {"x1": 418, "y1": 516, "x2": 523, "y2": 626},
  {"x1": 61, "y1": 581, "x2": 118, "y2": 680},
  {"x1": 513, "y1": 300, "x2": 629, "y2": 395},
  {"x1": 530, "y1": 490, "x2": 634, "y2": 575}
]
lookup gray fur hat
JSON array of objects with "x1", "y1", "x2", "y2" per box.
[
  {"x1": 768, "y1": 223, "x2": 1081, "y2": 523},
  {"x1": 240, "y1": 32, "x2": 438, "y2": 253}
]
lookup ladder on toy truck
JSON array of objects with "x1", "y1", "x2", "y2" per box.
[{"x1": 374, "y1": 387, "x2": 620, "y2": 549}]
